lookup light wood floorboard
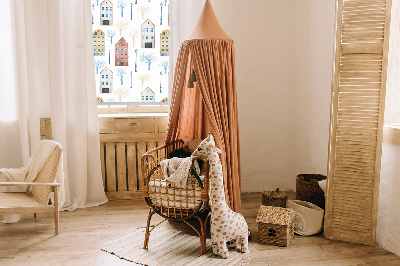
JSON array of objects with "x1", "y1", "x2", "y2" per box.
[{"x1": 0, "y1": 192, "x2": 399, "y2": 265}]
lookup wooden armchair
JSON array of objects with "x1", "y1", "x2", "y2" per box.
[{"x1": 0, "y1": 145, "x2": 62, "y2": 234}]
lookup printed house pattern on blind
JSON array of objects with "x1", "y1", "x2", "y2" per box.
[{"x1": 92, "y1": 0, "x2": 169, "y2": 103}]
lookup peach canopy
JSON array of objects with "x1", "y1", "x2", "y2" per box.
[{"x1": 165, "y1": 0, "x2": 242, "y2": 212}]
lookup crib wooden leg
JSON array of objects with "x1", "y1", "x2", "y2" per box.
[
  {"x1": 193, "y1": 214, "x2": 208, "y2": 255},
  {"x1": 199, "y1": 217, "x2": 206, "y2": 255},
  {"x1": 144, "y1": 209, "x2": 155, "y2": 249}
]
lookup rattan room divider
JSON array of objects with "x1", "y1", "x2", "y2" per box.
[{"x1": 325, "y1": 0, "x2": 392, "y2": 245}]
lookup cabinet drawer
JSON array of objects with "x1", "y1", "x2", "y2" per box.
[
  {"x1": 99, "y1": 117, "x2": 114, "y2": 134},
  {"x1": 114, "y1": 118, "x2": 155, "y2": 133},
  {"x1": 157, "y1": 117, "x2": 168, "y2": 133}
]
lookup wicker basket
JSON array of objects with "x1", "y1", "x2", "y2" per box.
[
  {"x1": 262, "y1": 188, "x2": 287, "y2": 208},
  {"x1": 296, "y1": 174, "x2": 326, "y2": 210},
  {"x1": 256, "y1": 205, "x2": 296, "y2": 247}
]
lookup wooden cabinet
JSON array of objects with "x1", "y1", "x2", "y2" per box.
[{"x1": 98, "y1": 115, "x2": 168, "y2": 200}]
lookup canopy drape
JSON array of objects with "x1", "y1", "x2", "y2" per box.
[{"x1": 166, "y1": 38, "x2": 241, "y2": 212}]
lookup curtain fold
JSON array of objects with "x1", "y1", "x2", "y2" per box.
[
  {"x1": 1, "y1": 0, "x2": 108, "y2": 211},
  {"x1": 166, "y1": 39, "x2": 241, "y2": 212}
]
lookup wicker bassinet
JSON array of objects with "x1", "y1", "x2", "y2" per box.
[{"x1": 141, "y1": 140, "x2": 210, "y2": 254}]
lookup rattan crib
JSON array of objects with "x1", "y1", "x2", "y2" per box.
[{"x1": 141, "y1": 140, "x2": 210, "y2": 254}]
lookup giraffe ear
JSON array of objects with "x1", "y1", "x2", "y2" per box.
[{"x1": 210, "y1": 144, "x2": 222, "y2": 154}]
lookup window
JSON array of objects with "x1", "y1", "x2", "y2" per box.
[
  {"x1": 93, "y1": 4, "x2": 169, "y2": 104},
  {"x1": 102, "y1": 82, "x2": 104, "y2": 85},
  {"x1": 146, "y1": 96, "x2": 149, "y2": 100}
]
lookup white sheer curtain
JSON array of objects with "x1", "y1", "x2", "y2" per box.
[
  {"x1": 168, "y1": 0, "x2": 204, "y2": 97},
  {"x1": 0, "y1": 0, "x2": 107, "y2": 211}
]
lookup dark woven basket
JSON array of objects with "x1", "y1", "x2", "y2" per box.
[
  {"x1": 262, "y1": 188, "x2": 287, "y2": 208},
  {"x1": 296, "y1": 174, "x2": 326, "y2": 209}
]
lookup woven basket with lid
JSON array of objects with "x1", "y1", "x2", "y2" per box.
[
  {"x1": 262, "y1": 188, "x2": 287, "y2": 208},
  {"x1": 256, "y1": 205, "x2": 296, "y2": 247}
]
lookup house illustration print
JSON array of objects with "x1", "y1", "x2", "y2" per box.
[
  {"x1": 115, "y1": 37, "x2": 128, "y2": 66},
  {"x1": 93, "y1": 29, "x2": 105, "y2": 56},
  {"x1": 141, "y1": 87, "x2": 155, "y2": 102},
  {"x1": 141, "y1": 19, "x2": 155, "y2": 48},
  {"x1": 100, "y1": 0, "x2": 113, "y2": 26},
  {"x1": 160, "y1": 29, "x2": 169, "y2": 56},
  {"x1": 100, "y1": 67, "x2": 113, "y2": 93}
]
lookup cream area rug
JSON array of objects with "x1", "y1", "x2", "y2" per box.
[{"x1": 102, "y1": 226, "x2": 250, "y2": 265}]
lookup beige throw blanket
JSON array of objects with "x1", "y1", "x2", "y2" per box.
[{"x1": 159, "y1": 157, "x2": 199, "y2": 188}]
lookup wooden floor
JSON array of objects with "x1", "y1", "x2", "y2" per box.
[{"x1": 1, "y1": 193, "x2": 399, "y2": 266}]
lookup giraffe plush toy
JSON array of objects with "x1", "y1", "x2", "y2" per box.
[{"x1": 192, "y1": 133, "x2": 248, "y2": 258}]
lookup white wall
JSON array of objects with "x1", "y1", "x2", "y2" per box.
[
  {"x1": 294, "y1": 1, "x2": 335, "y2": 178},
  {"x1": 377, "y1": 142, "x2": 400, "y2": 256},
  {"x1": 211, "y1": 0, "x2": 335, "y2": 191}
]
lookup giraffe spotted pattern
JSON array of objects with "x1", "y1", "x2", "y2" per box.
[{"x1": 192, "y1": 134, "x2": 249, "y2": 259}]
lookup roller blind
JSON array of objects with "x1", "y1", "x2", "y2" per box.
[{"x1": 325, "y1": 0, "x2": 392, "y2": 245}]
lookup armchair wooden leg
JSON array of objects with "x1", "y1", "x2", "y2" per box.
[
  {"x1": 144, "y1": 209, "x2": 155, "y2": 249},
  {"x1": 54, "y1": 186, "x2": 59, "y2": 235}
]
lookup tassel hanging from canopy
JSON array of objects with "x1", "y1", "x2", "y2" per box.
[{"x1": 166, "y1": 0, "x2": 242, "y2": 212}]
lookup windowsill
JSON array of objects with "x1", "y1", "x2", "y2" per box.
[
  {"x1": 98, "y1": 113, "x2": 167, "y2": 118},
  {"x1": 97, "y1": 103, "x2": 168, "y2": 116}
]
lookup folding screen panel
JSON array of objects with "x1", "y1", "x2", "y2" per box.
[{"x1": 325, "y1": 0, "x2": 392, "y2": 245}]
